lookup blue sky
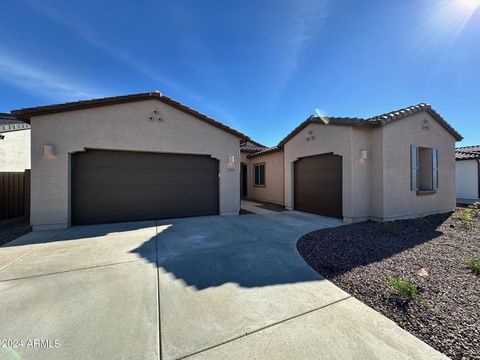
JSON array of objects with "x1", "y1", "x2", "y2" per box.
[{"x1": 1, "y1": 0, "x2": 479, "y2": 147}]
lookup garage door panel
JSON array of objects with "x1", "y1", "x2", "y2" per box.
[
  {"x1": 74, "y1": 204, "x2": 158, "y2": 225},
  {"x1": 72, "y1": 150, "x2": 219, "y2": 225},
  {"x1": 294, "y1": 154, "x2": 342, "y2": 218},
  {"x1": 75, "y1": 186, "x2": 158, "y2": 207}
]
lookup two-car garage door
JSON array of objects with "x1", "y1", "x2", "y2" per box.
[{"x1": 72, "y1": 150, "x2": 219, "y2": 225}]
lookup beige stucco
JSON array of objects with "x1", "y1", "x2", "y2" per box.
[
  {"x1": 0, "y1": 129, "x2": 31, "y2": 172},
  {"x1": 283, "y1": 111, "x2": 457, "y2": 222},
  {"x1": 30, "y1": 99, "x2": 241, "y2": 230},
  {"x1": 380, "y1": 112, "x2": 456, "y2": 220},
  {"x1": 245, "y1": 151, "x2": 284, "y2": 205},
  {"x1": 456, "y1": 159, "x2": 479, "y2": 199}
]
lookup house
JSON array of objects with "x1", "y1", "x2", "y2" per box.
[
  {"x1": 12, "y1": 92, "x2": 250, "y2": 230},
  {"x1": 455, "y1": 145, "x2": 479, "y2": 204},
  {"x1": 240, "y1": 142, "x2": 284, "y2": 205},
  {"x1": 0, "y1": 113, "x2": 31, "y2": 172},
  {"x1": 241, "y1": 103, "x2": 462, "y2": 223},
  {"x1": 12, "y1": 93, "x2": 462, "y2": 230}
]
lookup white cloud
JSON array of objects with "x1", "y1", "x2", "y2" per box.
[
  {"x1": 276, "y1": 0, "x2": 330, "y2": 95},
  {"x1": 0, "y1": 52, "x2": 104, "y2": 100}
]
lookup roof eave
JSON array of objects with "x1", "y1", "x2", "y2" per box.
[{"x1": 11, "y1": 92, "x2": 250, "y2": 141}]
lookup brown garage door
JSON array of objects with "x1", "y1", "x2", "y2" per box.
[
  {"x1": 294, "y1": 153, "x2": 342, "y2": 218},
  {"x1": 72, "y1": 150, "x2": 219, "y2": 225}
]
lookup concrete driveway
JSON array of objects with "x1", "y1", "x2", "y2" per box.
[{"x1": 0, "y1": 212, "x2": 447, "y2": 360}]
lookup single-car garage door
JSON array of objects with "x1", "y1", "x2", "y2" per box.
[
  {"x1": 294, "y1": 153, "x2": 342, "y2": 218},
  {"x1": 72, "y1": 150, "x2": 219, "y2": 225}
]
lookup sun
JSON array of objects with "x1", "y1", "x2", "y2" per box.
[{"x1": 459, "y1": 0, "x2": 480, "y2": 10}]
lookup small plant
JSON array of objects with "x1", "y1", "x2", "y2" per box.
[
  {"x1": 456, "y1": 208, "x2": 475, "y2": 229},
  {"x1": 465, "y1": 258, "x2": 480, "y2": 276},
  {"x1": 381, "y1": 221, "x2": 397, "y2": 235},
  {"x1": 468, "y1": 202, "x2": 480, "y2": 210},
  {"x1": 387, "y1": 277, "x2": 420, "y2": 300}
]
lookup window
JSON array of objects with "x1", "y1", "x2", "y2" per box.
[
  {"x1": 411, "y1": 145, "x2": 438, "y2": 193},
  {"x1": 254, "y1": 163, "x2": 265, "y2": 187}
]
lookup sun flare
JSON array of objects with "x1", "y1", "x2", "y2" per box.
[{"x1": 459, "y1": 0, "x2": 480, "y2": 10}]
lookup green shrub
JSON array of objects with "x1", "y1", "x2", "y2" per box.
[
  {"x1": 387, "y1": 277, "x2": 420, "y2": 300},
  {"x1": 457, "y1": 208, "x2": 475, "y2": 229},
  {"x1": 465, "y1": 258, "x2": 480, "y2": 276},
  {"x1": 381, "y1": 221, "x2": 397, "y2": 235}
]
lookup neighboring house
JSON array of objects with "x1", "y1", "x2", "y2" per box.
[
  {"x1": 0, "y1": 113, "x2": 31, "y2": 172},
  {"x1": 12, "y1": 94, "x2": 462, "y2": 230},
  {"x1": 455, "y1": 145, "x2": 479, "y2": 203}
]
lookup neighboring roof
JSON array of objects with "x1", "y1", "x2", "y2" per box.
[
  {"x1": 277, "y1": 103, "x2": 463, "y2": 148},
  {"x1": 0, "y1": 113, "x2": 30, "y2": 133},
  {"x1": 11, "y1": 91, "x2": 250, "y2": 141},
  {"x1": 243, "y1": 139, "x2": 266, "y2": 148},
  {"x1": 456, "y1": 145, "x2": 480, "y2": 160},
  {"x1": 241, "y1": 145, "x2": 268, "y2": 153},
  {"x1": 247, "y1": 147, "x2": 282, "y2": 158}
]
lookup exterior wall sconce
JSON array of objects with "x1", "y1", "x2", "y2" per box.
[
  {"x1": 43, "y1": 144, "x2": 56, "y2": 160},
  {"x1": 227, "y1": 155, "x2": 235, "y2": 170},
  {"x1": 359, "y1": 149, "x2": 368, "y2": 161}
]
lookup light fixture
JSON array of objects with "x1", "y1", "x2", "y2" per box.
[
  {"x1": 359, "y1": 149, "x2": 368, "y2": 160},
  {"x1": 43, "y1": 144, "x2": 56, "y2": 159},
  {"x1": 227, "y1": 155, "x2": 235, "y2": 170}
]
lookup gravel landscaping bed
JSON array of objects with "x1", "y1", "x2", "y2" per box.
[
  {"x1": 297, "y1": 210, "x2": 480, "y2": 360},
  {"x1": 0, "y1": 217, "x2": 32, "y2": 246}
]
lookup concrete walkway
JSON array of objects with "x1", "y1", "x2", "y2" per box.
[
  {"x1": 0, "y1": 212, "x2": 447, "y2": 360},
  {"x1": 240, "y1": 199, "x2": 278, "y2": 214}
]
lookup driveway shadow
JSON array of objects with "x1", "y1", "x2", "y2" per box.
[{"x1": 129, "y1": 216, "x2": 326, "y2": 290}]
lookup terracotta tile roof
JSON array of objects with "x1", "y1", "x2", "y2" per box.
[
  {"x1": 367, "y1": 103, "x2": 462, "y2": 141},
  {"x1": 247, "y1": 146, "x2": 282, "y2": 158},
  {"x1": 456, "y1": 145, "x2": 480, "y2": 160},
  {"x1": 240, "y1": 139, "x2": 268, "y2": 153},
  {"x1": 277, "y1": 103, "x2": 463, "y2": 148},
  {"x1": 11, "y1": 91, "x2": 250, "y2": 141},
  {"x1": 241, "y1": 145, "x2": 268, "y2": 153},
  {"x1": 0, "y1": 113, "x2": 30, "y2": 133},
  {"x1": 278, "y1": 115, "x2": 368, "y2": 148}
]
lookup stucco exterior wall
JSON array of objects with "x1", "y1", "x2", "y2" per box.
[
  {"x1": 30, "y1": 99, "x2": 241, "y2": 230},
  {"x1": 381, "y1": 112, "x2": 456, "y2": 219},
  {"x1": 0, "y1": 129, "x2": 31, "y2": 172},
  {"x1": 456, "y1": 160, "x2": 478, "y2": 199},
  {"x1": 350, "y1": 127, "x2": 374, "y2": 222},
  {"x1": 282, "y1": 111, "x2": 458, "y2": 222},
  {"x1": 246, "y1": 151, "x2": 284, "y2": 205},
  {"x1": 368, "y1": 127, "x2": 384, "y2": 219}
]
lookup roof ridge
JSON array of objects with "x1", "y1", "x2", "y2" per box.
[
  {"x1": 0, "y1": 123, "x2": 31, "y2": 132},
  {"x1": 456, "y1": 145, "x2": 480, "y2": 150},
  {"x1": 368, "y1": 103, "x2": 430, "y2": 121},
  {"x1": 11, "y1": 91, "x2": 250, "y2": 141}
]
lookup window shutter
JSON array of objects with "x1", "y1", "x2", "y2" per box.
[
  {"x1": 411, "y1": 145, "x2": 419, "y2": 191},
  {"x1": 432, "y1": 148, "x2": 439, "y2": 190}
]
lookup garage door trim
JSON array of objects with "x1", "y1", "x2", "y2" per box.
[{"x1": 71, "y1": 149, "x2": 220, "y2": 225}]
